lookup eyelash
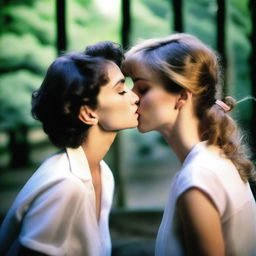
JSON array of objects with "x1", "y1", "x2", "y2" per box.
[
  {"x1": 138, "y1": 87, "x2": 148, "y2": 94},
  {"x1": 119, "y1": 90, "x2": 127, "y2": 95}
]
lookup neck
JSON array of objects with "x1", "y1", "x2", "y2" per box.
[
  {"x1": 160, "y1": 109, "x2": 201, "y2": 163},
  {"x1": 81, "y1": 125, "x2": 117, "y2": 172}
]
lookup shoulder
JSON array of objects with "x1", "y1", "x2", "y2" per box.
[
  {"x1": 175, "y1": 149, "x2": 229, "y2": 215},
  {"x1": 28, "y1": 176, "x2": 86, "y2": 208},
  {"x1": 18, "y1": 149, "x2": 78, "y2": 196},
  {"x1": 178, "y1": 154, "x2": 220, "y2": 190},
  {"x1": 39, "y1": 149, "x2": 69, "y2": 172},
  {"x1": 179, "y1": 144, "x2": 233, "y2": 183},
  {"x1": 14, "y1": 155, "x2": 85, "y2": 210},
  {"x1": 28, "y1": 177, "x2": 86, "y2": 215}
]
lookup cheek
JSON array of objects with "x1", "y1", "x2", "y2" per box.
[
  {"x1": 140, "y1": 93, "x2": 176, "y2": 120},
  {"x1": 140, "y1": 93, "x2": 163, "y2": 113},
  {"x1": 97, "y1": 98, "x2": 135, "y2": 130}
]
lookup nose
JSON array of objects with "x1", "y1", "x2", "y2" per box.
[{"x1": 131, "y1": 90, "x2": 139, "y2": 105}]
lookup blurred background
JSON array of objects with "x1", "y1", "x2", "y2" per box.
[{"x1": 0, "y1": 0, "x2": 255, "y2": 255}]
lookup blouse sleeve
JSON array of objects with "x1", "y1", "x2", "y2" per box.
[
  {"x1": 19, "y1": 178, "x2": 85, "y2": 255},
  {"x1": 175, "y1": 165, "x2": 227, "y2": 216}
]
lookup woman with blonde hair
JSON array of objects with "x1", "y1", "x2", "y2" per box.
[{"x1": 123, "y1": 33, "x2": 256, "y2": 255}]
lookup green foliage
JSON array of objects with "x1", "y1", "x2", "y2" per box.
[
  {"x1": 1, "y1": 0, "x2": 34, "y2": 6},
  {"x1": 130, "y1": 1, "x2": 171, "y2": 45},
  {"x1": 67, "y1": 0, "x2": 120, "y2": 50},
  {"x1": 0, "y1": 70, "x2": 41, "y2": 129},
  {"x1": 0, "y1": 0, "x2": 54, "y2": 132},
  {"x1": 140, "y1": 0, "x2": 170, "y2": 19},
  {"x1": 184, "y1": 0, "x2": 217, "y2": 48},
  {"x1": 0, "y1": 2, "x2": 55, "y2": 45},
  {"x1": 0, "y1": 33, "x2": 55, "y2": 75},
  {"x1": 75, "y1": 0, "x2": 92, "y2": 7},
  {"x1": 227, "y1": 0, "x2": 252, "y2": 124}
]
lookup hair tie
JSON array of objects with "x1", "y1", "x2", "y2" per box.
[{"x1": 215, "y1": 100, "x2": 231, "y2": 112}]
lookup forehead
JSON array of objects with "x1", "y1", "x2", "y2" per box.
[
  {"x1": 123, "y1": 58, "x2": 163, "y2": 86},
  {"x1": 123, "y1": 57, "x2": 152, "y2": 78},
  {"x1": 106, "y1": 61, "x2": 123, "y2": 79}
]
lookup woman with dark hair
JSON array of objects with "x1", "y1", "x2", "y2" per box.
[
  {"x1": 0, "y1": 41, "x2": 139, "y2": 256},
  {"x1": 123, "y1": 33, "x2": 256, "y2": 255}
]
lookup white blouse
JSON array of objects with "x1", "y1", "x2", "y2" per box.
[
  {"x1": 155, "y1": 141, "x2": 256, "y2": 256},
  {"x1": 0, "y1": 146, "x2": 114, "y2": 256}
]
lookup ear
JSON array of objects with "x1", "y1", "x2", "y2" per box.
[
  {"x1": 175, "y1": 90, "x2": 192, "y2": 110},
  {"x1": 78, "y1": 106, "x2": 98, "y2": 125}
]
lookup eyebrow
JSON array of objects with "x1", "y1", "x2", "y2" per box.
[
  {"x1": 113, "y1": 78, "x2": 125, "y2": 88},
  {"x1": 133, "y1": 77, "x2": 148, "y2": 82}
]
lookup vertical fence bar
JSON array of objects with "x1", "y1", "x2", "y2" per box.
[
  {"x1": 56, "y1": 0, "x2": 67, "y2": 55},
  {"x1": 121, "y1": 0, "x2": 131, "y2": 49},
  {"x1": 217, "y1": 0, "x2": 227, "y2": 95},
  {"x1": 172, "y1": 0, "x2": 183, "y2": 32},
  {"x1": 2, "y1": 0, "x2": 11, "y2": 25},
  {"x1": 111, "y1": 0, "x2": 131, "y2": 208},
  {"x1": 249, "y1": 0, "x2": 256, "y2": 160}
]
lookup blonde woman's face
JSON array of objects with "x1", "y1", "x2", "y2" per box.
[
  {"x1": 130, "y1": 64, "x2": 179, "y2": 133},
  {"x1": 96, "y1": 62, "x2": 139, "y2": 131}
]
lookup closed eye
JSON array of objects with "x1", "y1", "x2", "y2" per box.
[
  {"x1": 132, "y1": 78, "x2": 149, "y2": 95},
  {"x1": 138, "y1": 87, "x2": 149, "y2": 94},
  {"x1": 119, "y1": 90, "x2": 128, "y2": 95}
]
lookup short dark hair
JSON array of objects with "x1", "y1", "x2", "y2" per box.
[
  {"x1": 31, "y1": 41, "x2": 124, "y2": 148},
  {"x1": 84, "y1": 41, "x2": 124, "y2": 67}
]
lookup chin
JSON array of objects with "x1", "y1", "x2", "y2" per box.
[
  {"x1": 137, "y1": 125, "x2": 150, "y2": 133},
  {"x1": 128, "y1": 122, "x2": 139, "y2": 129},
  {"x1": 129, "y1": 119, "x2": 139, "y2": 129}
]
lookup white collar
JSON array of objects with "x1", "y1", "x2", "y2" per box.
[{"x1": 66, "y1": 146, "x2": 93, "y2": 181}]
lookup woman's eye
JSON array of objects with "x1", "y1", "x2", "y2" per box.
[
  {"x1": 119, "y1": 90, "x2": 127, "y2": 95},
  {"x1": 138, "y1": 87, "x2": 148, "y2": 95},
  {"x1": 133, "y1": 83, "x2": 149, "y2": 95}
]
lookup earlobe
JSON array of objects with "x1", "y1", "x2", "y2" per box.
[
  {"x1": 175, "y1": 101, "x2": 183, "y2": 110},
  {"x1": 78, "y1": 106, "x2": 98, "y2": 125}
]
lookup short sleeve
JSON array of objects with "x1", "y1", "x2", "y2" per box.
[
  {"x1": 175, "y1": 165, "x2": 227, "y2": 216},
  {"x1": 19, "y1": 178, "x2": 85, "y2": 255}
]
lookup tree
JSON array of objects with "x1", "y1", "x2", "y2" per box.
[{"x1": 0, "y1": 1, "x2": 55, "y2": 167}]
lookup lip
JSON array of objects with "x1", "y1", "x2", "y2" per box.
[{"x1": 133, "y1": 108, "x2": 139, "y2": 119}]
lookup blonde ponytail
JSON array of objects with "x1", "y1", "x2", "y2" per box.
[{"x1": 201, "y1": 96, "x2": 255, "y2": 182}]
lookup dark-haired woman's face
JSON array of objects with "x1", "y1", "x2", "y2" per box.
[
  {"x1": 130, "y1": 64, "x2": 179, "y2": 133},
  {"x1": 95, "y1": 62, "x2": 139, "y2": 131}
]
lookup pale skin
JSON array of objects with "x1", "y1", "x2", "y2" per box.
[
  {"x1": 78, "y1": 62, "x2": 139, "y2": 221},
  {"x1": 171, "y1": 95, "x2": 225, "y2": 255},
  {"x1": 80, "y1": 125, "x2": 115, "y2": 221},
  {"x1": 131, "y1": 64, "x2": 225, "y2": 255}
]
